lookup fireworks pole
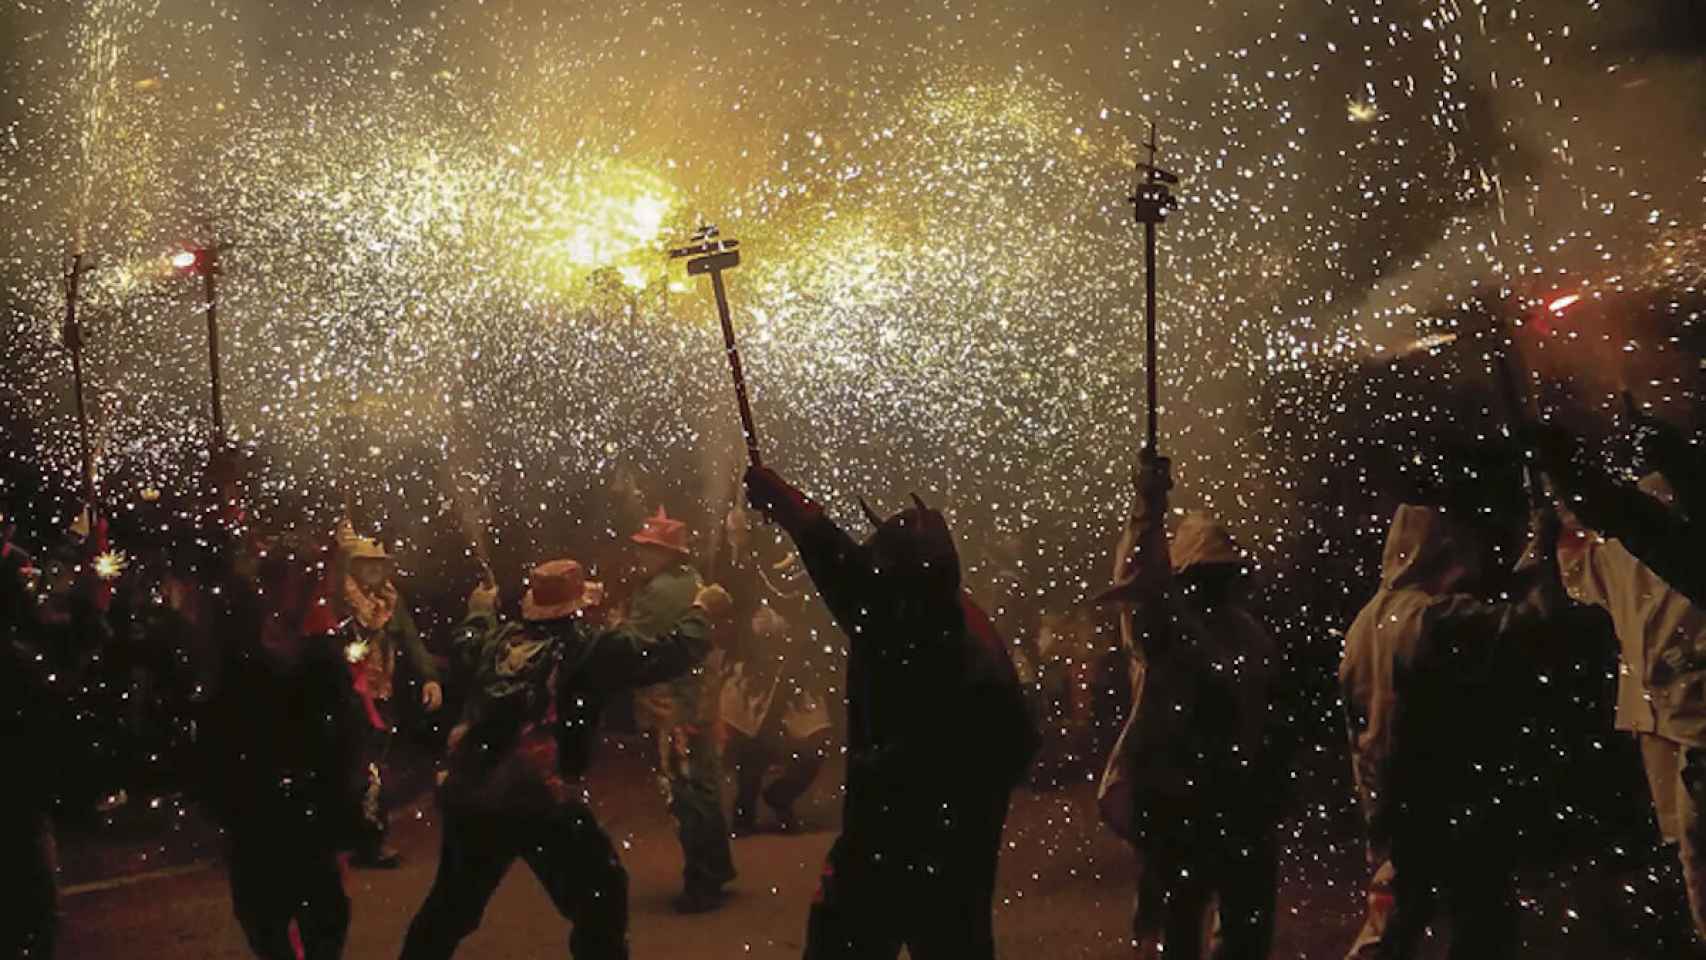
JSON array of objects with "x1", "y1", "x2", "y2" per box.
[
  {"x1": 62, "y1": 251, "x2": 97, "y2": 513},
  {"x1": 202, "y1": 245, "x2": 225, "y2": 445},
  {"x1": 670, "y1": 225, "x2": 763, "y2": 466},
  {"x1": 1130, "y1": 122, "x2": 1179, "y2": 455}
]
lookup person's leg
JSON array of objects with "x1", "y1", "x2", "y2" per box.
[
  {"x1": 764, "y1": 731, "x2": 831, "y2": 829},
  {"x1": 664, "y1": 725, "x2": 736, "y2": 907},
  {"x1": 729, "y1": 732, "x2": 766, "y2": 833},
  {"x1": 228, "y1": 833, "x2": 300, "y2": 960},
  {"x1": 904, "y1": 793, "x2": 1009, "y2": 960},
  {"x1": 399, "y1": 812, "x2": 515, "y2": 960},
  {"x1": 1643, "y1": 733, "x2": 1686, "y2": 844},
  {"x1": 520, "y1": 802, "x2": 631, "y2": 960},
  {"x1": 1677, "y1": 744, "x2": 1706, "y2": 946},
  {"x1": 1441, "y1": 843, "x2": 1517, "y2": 960},
  {"x1": 296, "y1": 846, "x2": 352, "y2": 960},
  {"x1": 801, "y1": 836, "x2": 904, "y2": 960},
  {"x1": 1345, "y1": 853, "x2": 1435, "y2": 960},
  {"x1": 1212, "y1": 826, "x2": 1278, "y2": 960},
  {"x1": 356, "y1": 700, "x2": 399, "y2": 866},
  {"x1": 0, "y1": 813, "x2": 58, "y2": 959}
]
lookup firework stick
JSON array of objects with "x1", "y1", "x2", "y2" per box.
[
  {"x1": 1487, "y1": 314, "x2": 1545, "y2": 506},
  {"x1": 445, "y1": 361, "x2": 496, "y2": 588},
  {"x1": 1130, "y1": 122, "x2": 1178, "y2": 457},
  {"x1": 671, "y1": 229, "x2": 762, "y2": 466},
  {"x1": 711, "y1": 268, "x2": 762, "y2": 466}
]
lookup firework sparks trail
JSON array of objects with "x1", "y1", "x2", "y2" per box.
[{"x1": 0, "y1": 0, "x2": 1701, "y2": 934}]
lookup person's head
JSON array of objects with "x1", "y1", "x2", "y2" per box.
[
  {"x1": 630, "y1": 508, "x2": 692, "y2": 578},
  {"x1": 521, "y1": 558, "x2": 602, "y2": 625},
  {"x1": 1169, "y1": 512, "x2": 1249, "y2": 609},
  {"x1": 1379, "y1": 504, "x2": 1490, "y2": 596},
  {"x1": 351, "y1": 556, "x2": 390, "y2": 589},
  {"x1": 344, "y1": 535, "x2": 393, "y2": 589},
  {"x1": 858, "y1": 493, "x2": 962, "y2": 629}
]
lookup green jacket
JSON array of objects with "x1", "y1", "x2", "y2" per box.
[{"x1": 628, "y1": 565, "x2": 708, "y2": 729}]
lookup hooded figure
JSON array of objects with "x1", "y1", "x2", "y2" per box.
[
  {"x1": 745, "y1": 466, "x2": 1035, "y2": 960},
  {"x1": 400, "y1": 560, "x2": 732, "y2": 960},
  {"x1": 1339, "y1": 504, "x2": 1563, "y2": 960},
  {"x1": 201, "y1": 536, "x2": 367, "y2": 960},
  {"x1": 1557, "y1": 472, "x2": 1706, "y2": 941},
  {"x1": 1096, "y1": 454, "x2": 1287, "y2": 960}
]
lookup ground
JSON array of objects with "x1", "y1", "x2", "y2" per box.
[{"x1": 52, "y1": 735, "x2": 1686, "y2": 958}]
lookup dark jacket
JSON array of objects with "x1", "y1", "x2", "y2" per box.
[
  {"x1": 442, "y1": 607, "x2": 711, "y2": 814},
  {"x1": 199, "y1": 553, "x2": 368, "y2": 847},
  {"x1": 781, "y1": 505, "x2": 1035, "y2": 808}
]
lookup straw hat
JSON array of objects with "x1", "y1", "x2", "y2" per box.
[
  {"x1": 631, "y1": 507, "x2": 692, "y2": 556},
  {"x1": 522, "y1": 558, "x2": 604, "y2": 622},
  {"x1": 345, "y1": 536, "x2": 392, "y2": 563}
]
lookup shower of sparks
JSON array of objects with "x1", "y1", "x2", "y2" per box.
[
  {"x1": 93, "y1": 549, "x2": 129, "y2": 580},
  {"x1": 0, "y1": 0, "x2": 1702, "y2": 942}
]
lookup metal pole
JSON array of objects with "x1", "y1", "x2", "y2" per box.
[
  {"x1": 64, "y1": 253, "x2": 96, "y2": 509},
  {"x1": 710, "y1": 268, "x2": 763, "y2": 467},
  {"x1": 1144, "y1": 214, "x2": 1158, "y2": 454},
  {"x1": 203, "y1": 248, "x2": 223, "y2": 443},
  {"x1": 1130, "y1": 122, "x2": 1175, "y2": 457}
]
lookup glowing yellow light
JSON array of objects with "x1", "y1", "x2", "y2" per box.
[
  {"x1": 345, "y1": 638, "x2": 370, "y2": 664},
  {"x1": 94, "y1": 550, "x2": 128, "y2": 580},
  {"x1": 1548, "y1": 293, "x2": 1581, "y2": 313},
  {"x1": 1347, "y1": 99, "x2": 1379, "y2": 123},
  {"x1": 170, "y1": 250, "x2": 197, "y2": 270}
]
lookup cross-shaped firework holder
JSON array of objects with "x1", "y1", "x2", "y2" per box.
[
  {"x1": 669, "y1": 225, "x2": 763, "y2": 466},
  {"x1": 1130, "y1": 122, "x2": 1179, "y2": 456}
]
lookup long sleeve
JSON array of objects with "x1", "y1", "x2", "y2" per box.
[
  {"x1": 1115, "y1": 488, "x2": 1173, "y2": 657},
  {"x1": 575, "y1": 612, "x2": 713, "y2": 691},
  {"x1": 787, "y1": 510, "x2": 873, "y2": 638},
  {"x1": 389, "y1": 599, "x2": 440, "y2": 684}
]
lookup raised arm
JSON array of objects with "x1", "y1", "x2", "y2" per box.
[
  {"x1": 745, "y1": 466, "x2": 872, "y2": 627},
  {"x1": 574, "y1": 584, "x2": 732, "y2": 690}
]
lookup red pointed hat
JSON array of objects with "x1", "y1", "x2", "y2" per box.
[{"x1": 631, "y1": 507, "x2": 692, "y2": 556}]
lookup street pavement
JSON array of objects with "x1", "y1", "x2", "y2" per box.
[{"x1": 53, "y1": 736, "x2": 1680, "y2": 958}]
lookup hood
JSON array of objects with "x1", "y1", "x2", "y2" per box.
[
  {"x1": 1377, "y1": 504, "x2": 1477, "y2": 594},
  {"x1": 862, "y1": 497, "x2": 961, "y2": 609},
  {"x1": 1170, "y1": 512, "x2": 1245, "y2": 573}
]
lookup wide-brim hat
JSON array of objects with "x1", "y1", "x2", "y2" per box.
[
  {"x1": 345, "y1": 537, "x2": 392, "y2": 563},
  {"x1": 631, "y1": 507, "x2": 692, "y2": 556},
  {"x1": 522, "y1": 558, "x2": 603, "y2": 622}
]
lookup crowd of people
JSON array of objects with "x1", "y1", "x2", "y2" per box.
[{"x1": 0, "y1": 401, "x2": 1702, "y2": 959}]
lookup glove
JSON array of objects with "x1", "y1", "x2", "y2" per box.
[
  {"x1": 1136, "y1": 449, "x2": 1173, "y2": 496},
  {"x1": 693, "y1": 583, "x2": 734, "y2": 621},
  {"x1": 744, "y1": 466, "x2": 814, "y2": 529},
  {"x1": 468, "y1": 581, "x2": 499, "y2": 615}
]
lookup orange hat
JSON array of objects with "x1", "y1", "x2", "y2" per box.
[
  {"x1": 522, "y1": 559, "x2": 604, "y2": 622},
  {"x1": 631, "y1": 507, "x2": 692, "y2": 557}
]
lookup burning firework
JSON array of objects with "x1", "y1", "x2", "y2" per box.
[{"x1": 93, "y1": 549, "x2": 128, "y2": 580}]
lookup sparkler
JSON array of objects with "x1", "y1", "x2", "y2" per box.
[
  {"x1": 93, "y1": 549, "x2": 128, "y2": 580},
  {"x1": 62, "y1": 250, "x2": 97, "y2": 510}
]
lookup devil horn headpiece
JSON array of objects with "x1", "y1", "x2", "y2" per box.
[{"x1": 910, "y1": 493, "x2": 930, "y2": 513}]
